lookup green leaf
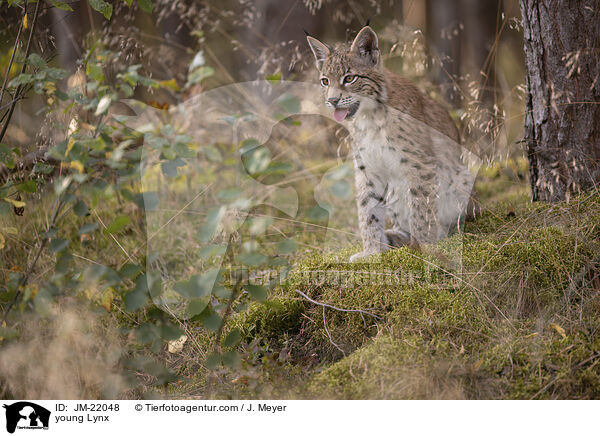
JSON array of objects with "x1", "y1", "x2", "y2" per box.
[
  {"x1": 174, "y1": 268, "x2": 220, "y2": 299},
  {"x1": 49, "y1": 238, "x2": 69, "y2": 253},
  {"x1": 125, "y1": 275, "x2": 149, "y2": 311},
  {"x1": 198, "y1": 244, "x2": 227, "y2": 260},
  {"x1": 33, "y1": 162, "x2": 54, "y2": 174},
  {"x1": 186, "y1": 66, "x2": 214, "y2": 87},
  {"x1": 248, "y1": 217, "x2": 273, "y2": 235},
  {"x1": 202, "y1": 144, "x2": 221, "y2": 162},
  {"x1": 205, "y1": 353, "x2": 221, "y2": 369},
  {"x1": 135, "y1": 323, "x2": 159, "y2": 344},
  {"x1": 199, "y1": 206, "x2": 224, "y2": 242},
  {"x1": 137, "y1": 191, "x2": 159, "y2": 210},
  {"x1": 160, "y1": 323, "x2": 183, "y2": 341},
  {"x1": 222, "y1": 350, "x2": 241, "y2": 368},
  {"x1": 51, "y1": 0, "x2": 74, "y2": 11},
  {"x1": 0, "y1": 143, "x2": 15, "y2": 169},
  {"x1": 223, "y1": 328, "x2": 242, "y2": 348},
  {"x1": 104, "y1": 215, "x2": 130, "y2": 234},
  {"x1": 160, "y1": 158, "x2": 185, "y2": 177},
  {"x1": 307, "y1": 205, "x2": 329, "y2": 221},
  {"x1": 277, "y1": 238, "x2": 297, "y2": 254},
  {"x1": 238, "y1": 252, "x2": 268, "y2": 266},
  {"x1": 73, "y1": 200, "x2": 89, "y2": 216},
  {"x1": 327, "y1": 163, "x2": 353, "y2": 180},
  {"x1": 118, "y1": 263, "x2": 142, "y2": 278},
  {"x1": 137, "y1": 0, "x2": 154, "y2": 12},
  {"x1": 123, "y1": 0, "x2": 133, "y2": 6},
  {"x1": 330, "y1": 180, "x2": 352, "y2": 198},
  {"x1": 242, "y1": 146, "x2": 272, "y2": 175},
  {"x1": 78, "y1": 222, "x2": 98, "y2": 234},
  {"x1": 89, "y1": 0, "x2": 113, "y2": 19},
  {"x1": 27, "y1": 53, "x2": 46, "y2": 69},
  {"x1": 86, "y1": 62, "x2": 104, "y2": 82},
  {"x1": 0, "y1": 202, "x2": 11, "y2": 216},
  {"x1": 147, "y1": 271, "x2": 162, "y2": 299},
  {"x1": 17, "y1": 180, "x2": 36, "y2": 193},
  {"x1": 95, "y1": 95, "x2": 111, "y2": 115},
  {"x1": 201, "y1": 310, "x2": 222, "y2": 332},
  {"x1": 245, "y1": 284, "x2": 267, "y2": 302},
  {"x1": 8, "y1": 73, "x2": 33, "y2": 88},
  {"x1": 187, "y1": 297, "x2": 210, "y2": 317},
  {"x1": 276, "y1": 93, "x2": 300, "y2": 113}
]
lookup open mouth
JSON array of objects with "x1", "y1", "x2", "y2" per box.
[{"x1": 333, "y1": 102, "x2": 360, "y2": 122}]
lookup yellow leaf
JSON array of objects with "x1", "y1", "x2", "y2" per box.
[
  {"x1": 28, "y1": 284, "x2": 38, "y2": 299},
  {"x1": 65, "y1": 137, "x2": 75, "y2": 156},
  {"x1": 158, "y1": 78, "x2": 180, "y2": 91},
  {"x1": 550, "y1": 323, "x2": 566, "y2": 339},
  {"x1": 3, "y1": 227, "x2": 17, "y2": 235},
  {"x1": 4, "y1": 198, "x2": 25, "y2": 208},
  {"x1": 101, "y1": 288, "x2": 113, "y2": 312},
  {"x1": 0, "y1": 233, "x2": 4, "y2": 250},
  {"x1": 23, "y1": 13, "x2": 28, "y2": 29},
  {"x1": 525, "y1": 332, "x2": 539, "y2": 339},
  {"x1": 168, "y1": 335, "x2": 188, "y2": 354},
  {"x1": 69, "y1": 160, "x2": 84, "y2": 173}
]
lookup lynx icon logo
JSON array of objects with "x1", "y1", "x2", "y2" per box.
[{"x1": 2, "y1": 402, "x2": 50, "y2": 434}]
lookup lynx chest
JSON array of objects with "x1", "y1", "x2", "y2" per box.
[{"x1": 349, "y1": 111, "x2": 413, "y2": 179}]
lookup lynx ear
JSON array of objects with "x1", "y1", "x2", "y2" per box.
[
  {"x1": 350, "y1": 26, "x2": 379, "y2": 65},
  {"x1": 307, "y1": 36, "x2": 330, "y2": 71}
]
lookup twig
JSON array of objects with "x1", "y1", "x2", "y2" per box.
[
  {"x1": 294, "y1": 288, "x2": 383, "y2": 320},
  {"x1": 322, "y1": 305, "x2": 345, "y2": 356},
  {"x1": 0, "y1": 0, "x2": 41, "y2": 143},
  {"x1": 0, "y1": 4, "x2": 25, "y2": 115}
]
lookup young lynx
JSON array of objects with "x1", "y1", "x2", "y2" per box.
[{"x1": 307, "y1": 26, "x2": 475, "y2": 262}]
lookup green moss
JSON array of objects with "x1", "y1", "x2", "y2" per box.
[
  {"x1": 231, "y1": 297, "x2": 305, "y2": 345},
  {"x1": 309, "y1": 335, "x2": 471, "y2": 399}
]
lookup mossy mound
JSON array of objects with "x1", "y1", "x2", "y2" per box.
[{"x1": 176, "y1": 161, "x2": 600, "y2": 399}]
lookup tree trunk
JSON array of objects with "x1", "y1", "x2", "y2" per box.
[{"x1": 520, "y1": 0, "x2": 600, "y2": 202}]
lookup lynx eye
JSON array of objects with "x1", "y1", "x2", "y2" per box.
[
  {"x1": 320, "y1": 77, "x2": 329, "y2": 87},
  {"x1": 343, "y1": 75, "x2": 357, "y2": 84}
]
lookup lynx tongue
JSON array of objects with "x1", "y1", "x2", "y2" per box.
[{"x1": 333, "y1": 108, "x2": 349, "y2": 122}]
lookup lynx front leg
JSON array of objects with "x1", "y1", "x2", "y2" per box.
[{"x1": 350, "y1": 159, "x2": 389, "y2": 263}]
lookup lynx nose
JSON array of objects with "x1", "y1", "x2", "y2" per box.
[{"x1": 327, "y1": 96, "x2": 340, "y2": 107}]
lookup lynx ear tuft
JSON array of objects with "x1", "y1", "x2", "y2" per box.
[
  {"x1": 365, "y1": 18, "x2": 371, "y2": 26},
  {"x1": 302, "y1": 27, "x2": 311, "y2": 37},
  {"x1": 306, "y1": 36, "x2": 330, "y2": 71},
  {"x1": 350, "y1": 26, "x2": 379, "y2": 66}
]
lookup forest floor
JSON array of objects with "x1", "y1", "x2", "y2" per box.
[
  {"x1": 166, "y1": 157, "x2": 600, "y2": 399},
  {"x1": 2, "y1": 157, "x2": 600, "y2": 399}
]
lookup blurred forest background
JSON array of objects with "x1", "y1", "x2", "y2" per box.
[
  {"x1": 1, "y1": 0, "x2": 526, "y2": 158},
  {"x1": 1, "y1": 0, "x2": 600, "y2": 401}
]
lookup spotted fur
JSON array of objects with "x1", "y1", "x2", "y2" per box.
[{"x1": 308, "y1": 26, "x2": 476, "y2": 262}]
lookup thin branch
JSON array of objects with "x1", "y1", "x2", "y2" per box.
[
  {"x1": 294, "y1": 288, "x2": 383, "y2": 320},
  {"x1": 322, "y1": 305, "x2": 345, "y2": 356},
  {"x1": 0, "y1": 0, "x2": 41, "y2": 143},
  {"x1": 0, "y1": 4, "x2": 25, "y2": 114}
]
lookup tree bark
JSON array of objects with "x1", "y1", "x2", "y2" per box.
[{"x1": 520, "y1": 0, "x2": 600, "y2": 202}]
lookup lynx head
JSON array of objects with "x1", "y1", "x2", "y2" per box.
[{"x1": 307, "y1": 26, "x2": 387, "y2": 122}]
